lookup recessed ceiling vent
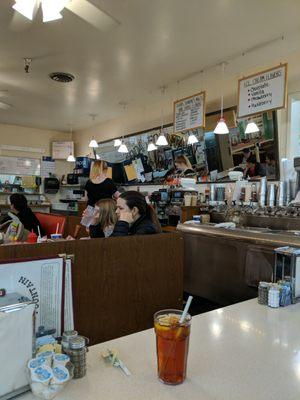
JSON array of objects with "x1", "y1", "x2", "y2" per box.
[{"x1": 49, "y1": 72, "x2": 75, "y2": 83}]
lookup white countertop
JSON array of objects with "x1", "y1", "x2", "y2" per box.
[{"x1": 20, "y1": 299, "x2": 300, "y2": 400}]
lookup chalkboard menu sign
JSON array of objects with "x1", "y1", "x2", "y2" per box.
[
  {"x1": 173, "y1": 91, "x2": 205, "y2": 133},
  {"x1": 238, "y1": 64, "x2": 287, "y2": 118}
]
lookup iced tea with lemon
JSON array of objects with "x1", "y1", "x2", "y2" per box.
[{"x1": 154, "y1": 309, "x2": 191, "y2": 385}]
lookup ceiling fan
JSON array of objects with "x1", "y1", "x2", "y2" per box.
[{"x1": 11, "y1": 0, "x2": 120, "y2": 31}]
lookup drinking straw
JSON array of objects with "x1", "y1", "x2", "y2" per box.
[
  {"x1": 37, "y1": 225, "x2": 41, "y2": 238},
  {"x1": 179, "y1": 295, "x2": 193, "y2": 324},
  {"x1": 56, "y1": 223, "x2": 59, "y2": 234}
]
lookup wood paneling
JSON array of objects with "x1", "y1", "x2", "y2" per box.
[{"x1": 0, "y1": 233, "x2": 183, "y2": 345}]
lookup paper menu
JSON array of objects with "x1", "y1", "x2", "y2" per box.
[{"x1": 124, "y1": 164, "x2": 137, "y2": 181}]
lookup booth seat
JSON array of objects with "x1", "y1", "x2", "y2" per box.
[{"x1": 34, "y1": 212, "x2": 66, "y2": 237}]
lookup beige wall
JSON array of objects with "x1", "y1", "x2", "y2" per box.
[
  {"x1": 73, "y1": 48, "x2": 300, "y2": 168},
  {"x1": 0, "y1": 123, "x2": 73, "y2": 177}
]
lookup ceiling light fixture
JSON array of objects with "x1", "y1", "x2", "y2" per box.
[
  {"x1": 214, "y1": 62, "x2": 229, "y2": 135},
  {"x1": 12, "y1": 0, "x2": 36, "y2": 20},
  {"x1": 245, "y1": 121, "x2": 260, "y2": 134},
  {"x1": 67, "y1": 154, "x2": 75, "y2": 162},
  {"x1": 12, "y1": 0, "x2": 68, "y2": 22},
  {"x1": 118, "y1": 141, "x2": 128, "y2": 154},
  {"x1": 42, "y1": 0, "x2": 68, "y2": 22},
  {"x1": 147, "y1": 140, "x2": 157, "y2": 152},
  {"x1": 156, "y1": 86, "x2": 169, "y2": 146},
  {"x1": 89, "y1": 138, "x2": 98, "y2": 148},
  {"x1": 187, "y1": 132, "x2": 198, "y2": 145},
  {"x1": 114, "y1": 139, "x2": 122, "y2": 147}
]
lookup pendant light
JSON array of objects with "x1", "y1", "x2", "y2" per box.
[
  {"x1": 214, "y1": 62, "x2": 229, "y2": 135},
  {"x1": 66, "y1": 125, "x2": 76, "y2": 161},
  {"x1": 117, "y1": 102, "x2": 129, "y2": 153},
  {"x1": 114, "y1": 139, "x2": 122, "y2": 147},
  {"x1": 118, "y1": 140, "x2": 128, "y2": 153},
  {"x1": 187, "y1": 132, "x2": 199, "y2": 145},
  {"x1": 88, "y1": 114, "x2": 99, "y2": 149},
  {"x1": 245, "y1": 121, "x2": 259, "y2": 134},
  {"x1": 89, "y1": 138, "x2": 98, "y2": 148},
  {"x1": 147, "y1": 138, "x2": 157, "y2": 152},
  {"x1": 67, "y1": 154, "x2": 76, "y2": 162},
  {"x1": 156, "y1": 86, "x2": 169, "y2": 146}
]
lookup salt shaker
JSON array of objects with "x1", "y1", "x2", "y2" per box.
[
  {"x1": 268, "y1": 285, "x2": 280, "y2": 308},
  {"x1": 67, "y1": 336, "x2": 88, "y2": 379}
]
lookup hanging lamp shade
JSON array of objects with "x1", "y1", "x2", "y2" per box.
[
  {"x1": 67, "y1": 154, "x2": 76, "y2": 162},
  {"x1": 245, "y1": 121, "x2": 259, "y2": 134},
  {"x1": 187, "y1": 134, "x2": 198, "y2": 145},
  {"x1": 118, "y1": 142, "x2": 128, "y2": 153},
  {"x1": 89, "y1": 139, "x2": 99, "y2": 148},
  {"x1": 114, "y1": 139, "x2": 122, "y2": 147},
  {"x1": 156, "y1": 134, "x2": 168, "y2": 146},
  {"x1": 147, "y1": 141, "x2": 157, "y2": 152},
  {"x1": 214, "y1": 117, "x2": 229, "y2": 134}
]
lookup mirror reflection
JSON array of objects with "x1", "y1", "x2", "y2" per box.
[{"x1": 96, "y1": 108, "x2": 279, "y2": 185}]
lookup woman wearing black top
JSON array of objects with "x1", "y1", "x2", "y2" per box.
[
  {"x1": 84, "y1": 160, "x2": 119, "y2": 207},
  {"x1": 9, "y1": 194, "x2": 45, "y2": 236},
  {"x1": 112, "y1": 191, "x2": 161, "y2": 236}
]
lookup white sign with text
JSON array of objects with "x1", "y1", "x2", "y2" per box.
[
  {"x1": 238, "y1": 64, "x2": 287, "y2": 118},
  {"x1": 174, "y1": 91, "x2": 205, "y2": 132}
]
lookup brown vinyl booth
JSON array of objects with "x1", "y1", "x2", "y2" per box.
[{"x1": 0, "y1": 233, "x2": 183, "y2": 345}]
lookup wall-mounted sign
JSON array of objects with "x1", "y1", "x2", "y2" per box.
[
  {"x1": 52, "y1": 141, "x2": 74, "y2": 160},
  {"x1": 238, "y1": 63, "x2": 287, "y2": 118},
  {"x1": 173, "y1": 91, "x2": 206, "y2": 133}
]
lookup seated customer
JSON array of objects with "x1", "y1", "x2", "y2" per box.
[
  {"x1": 9, "y1": 193, "x2": 45, "y2": 236},
  {"x1": 89, "y1": 199, "x2": 117, "y2": 238},
  {"x1": 244, "y1": 155, "x2": 266, "y2": 179},
  {"x1": 113, "y1": 191, "x2": 162, "y2": 236}
]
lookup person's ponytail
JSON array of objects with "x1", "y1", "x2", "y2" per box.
[{"x1": 146, "y1": 204, "x2": 162, "y2": 233}]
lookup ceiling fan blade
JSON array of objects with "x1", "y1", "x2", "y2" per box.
[
  {"x1": 10, "y1": 10, "x2": 33, "y2": 31},
  {"x1": 65, "y1": 0, "x2": 120, "y2": 31}
]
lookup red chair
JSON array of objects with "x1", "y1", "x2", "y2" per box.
[{"x1": 35, "y1": 213, "x2": 66, "y2": 238}]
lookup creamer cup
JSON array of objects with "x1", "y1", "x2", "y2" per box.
[
  {"x1": 53, "y1": 353, "x2": 70, "y2": 368},
  {"x1": 31, "y1": 366, "x2": 53, "y2": 395},
  {"x1": 50, "y1": 366, "x2": 70, "y2": 394},
  {"x1": 37, "y1": 351, "x2": 54, "y2": 367},
  {"x1": 28, "y1": 357, "x2": 46, "y2": 372},
  {"x1": 50, "y1": 233, "x2": 62, "y2": 240}
]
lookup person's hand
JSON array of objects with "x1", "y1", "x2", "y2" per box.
[
  {"x1": 119, "y1": 210, "x2": 134, "y2": 224},
  {"x1": 66, "y1": 235, "x2": 75, "y2": 241}
]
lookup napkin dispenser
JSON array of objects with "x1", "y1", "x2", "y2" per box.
[
  {"x1": 274, "y1": 246, "x2": 300, "y2": 303},
  {"x1": 0, "y1": 293, "x2": 35, "y2": 400}
]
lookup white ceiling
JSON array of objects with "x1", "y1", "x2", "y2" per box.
[{"x1": 1, "y1": 0, "x2": 300, "y2": 132}]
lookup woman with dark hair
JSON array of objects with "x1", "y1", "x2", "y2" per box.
[
  {"x1": 113, "y1": 191, "x2": 161, "y2": 236},
  {"x1": 9, "y1": 193, "x2": 44, "y2": 236}
]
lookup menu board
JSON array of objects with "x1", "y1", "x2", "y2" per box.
[
  {"x1": 238, "y1": 64, "x2": 287, "y2": 118},
  {"x1": 173, "y1": 91, "x2": 206, "y2": 133},
  {"x1": 0, "y1": 156, "x2": 40, "y2": 176},
  {"x1": 52, "y1": 141, "x2": 74, "y2": 160}
]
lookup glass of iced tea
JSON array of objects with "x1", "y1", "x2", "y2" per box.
[{"x1": 154, "y1": 309, "x2": 191, "y2": 385}]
